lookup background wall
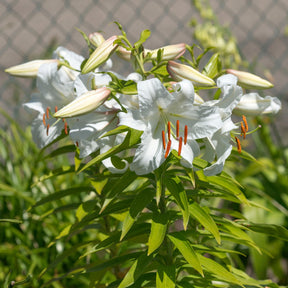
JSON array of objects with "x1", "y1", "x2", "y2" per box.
[{"x1": 1, "y1": 0, "x2": 287, "y2": 140}]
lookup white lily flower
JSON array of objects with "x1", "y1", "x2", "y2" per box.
[
  {"x1": 118, "y1": 78, "x2": 222, "y2": 175},
  {"x1": 23, "y1": 47, "x2": 85, "y2": 148},
  {"x1": 234, "y1": 92, "x2": 281, "y2": 116},
  {"x1": 202, "y1": 74, "x2": 243, "y2": 176}
]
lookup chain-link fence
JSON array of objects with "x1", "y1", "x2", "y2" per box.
[{"x1": 1, "y1": 0, "x2": 288, "y2": 130}]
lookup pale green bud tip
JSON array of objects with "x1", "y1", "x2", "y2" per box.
[
  {"x1": 146, "y1": 43, "x2": 186, "y2": 61},
  {"x1": 89, "y1": 32, "x2": 105, "y2": 47},
  {"x1": 53, "y1": 87, "x2": 111, "y2": 118},
  {"x1": 116, "y1": 46, "x2": 131, "y2": 61},
  {"x1": 167, "y1": 61, "x2": 215, "y2": 86},
  {"x1": 82, "y1": 35, "x2": 119, "y2": 74},
  {"x1": 5, "y1": 59, "x2": 59, "y2": 77},
  {"x1": 226, "y1": 69, "x2": 274, "y2": 89}
]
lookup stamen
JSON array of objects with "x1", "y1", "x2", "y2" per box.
[
  {"x1": 176, "y1": 120, "x2": 179, "y2": 138},
  {"x1": 242, "y1": 115, "x2": 248, "y2": 132},
  {"x1": 184, "y1": 125, "x2": 188, "y2": 145},
  {"x1": 75, "y1": 141, "x2": 79, "y2": 147},
  {"x1": 64, "y1": 122, "x2": 68, "y2": 135},
  {"x1": 235, "y1": 136, "x2": 241, "y2": 153},
  {"x1": 46, "y1": 107, "x2": 50, "y2": 119},
  {"x1": 54, "y1": 106, "x2": 58, "y2": 113},
  {"x1": 162, "y1": 130, "x2": 166, "y2": 150},
  {"x1": 165, "y1": 140, "x2": 172, "y2": 158},
  {"x1": 167, "y1": 121, "x2": 171, "y2": 141},
  {"x1": 178, "y1": 137, "x2": 183, "y2": 156},
  {"x1": 46, "y1": 124, "x2": 50, "y2": 136},
  {"x1": 42, "y1": 113, "x2": 46, "y2": 127},
  {"x1": 240, "y1": 122, "x2": 246, "y2": 139}
]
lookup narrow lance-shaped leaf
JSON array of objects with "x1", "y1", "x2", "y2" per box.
[
  {"x1": 165, "y1": 176, "x2": 189, "y2": 230},
  {"x1": 189, "y1": 202, "x2": 221, "y2": 244},
  {"x1": 118, "y1": 253, "x2": 153, "y2": 288},
  {"x1": 167, "y1": 232, "x2": 203, "y2": 277},
  {"x1": 156, "y1": 264, "x2": 176, "y2": 288},
  {"x1": 147, "y1": 212, "x2": 168, "y2": 255},
  {"x1": 121, "y1": 188, "x2": 155, "y2": 240}
]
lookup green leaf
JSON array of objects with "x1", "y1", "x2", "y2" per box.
[
  {"x1": 0, "y1": 219, "x2": 22, "y2": 224},
  {"x1": 43, "y1": 144, "x2": 76, "y2": 159},
  {"x1": 202, "y1": 53, "x2": 221, "y2": 78},
  {"x1": 240, "y1": 221, "x2": 288, "y2": 241},
  {"x1": 31, "y1": 186, "x2": 92, "y2": 208},
  {"x1": 165, "y1": 176, "x2": 189, "y2": 230},
  {"x1": 147, "y1": 212, "x2": 168, "y2": 255},
  {"x1": 189, "y1": 202, "x2": 221, "y2": 244},
  {"x1": 134, "y1": 29, "x2": 151, "y2": 49},
  {"x1": 168, "y1": 232, "x2": 203, "y2": 276},
  {"x1": 121, "y1": 188, "x2": 155, "y2": 240},
  {"x1": 79, "y1": 128, "x2": 142, "y2": 173},
  {"x1": 118, "y1": 253, "x2": 153, "y2": 288},
  {"x1": 156, "y1": 264, "x2": 176, "y2": 288},
  {"x1": 197, "y1": 254, "x2": 244, "y2": 287}
]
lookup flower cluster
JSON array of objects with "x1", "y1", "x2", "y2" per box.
[{"x1": 6, "y1": 26, "x2": 281, "y2": 176}]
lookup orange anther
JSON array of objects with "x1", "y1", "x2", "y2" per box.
[
  {"x1": 54, "y1": 106, "x2": 58, "y2": 113},
  {"x1": 42, "y1": 113, "x2": 46, "y2": 127},
  {"x1": 240, "y1": 122, "x2": 246, "y2": 139},
  {"x1": 184, "y1": 125, "x2": 188, "y2": 145},
  {"x1": 242, "y1": 115, "x2": 248, "y2": 132},
  {"x1": 75, "y1": 141, "x2": 79, "y2": 147},
  {"x1": 64, "y1": 122, "x2": 68, "y2": 135},
  {"x1": 162, "y1": 130, "x2": 166, "y2": 150},
  {"x1": 167, "y1": 121, "x2": 171, "y2": 141},
  {"x1": 46, "y1": 124, "x2": 50, "y2": 136},
  {"x1": 176, "y1": 120, "x2": 179, "y2": 138},
  {"x1": 46, "y1": 107, "x2": 50, "y2": 119},
  {"x1": 178, "y1": 137, "x2": 183, "y2": 156},
  {"x1": 165, "y1": 140, "x2": 172, "y2": 158},
  {"x1": 235, "y1": 136, "x2": 241, "y2": 153}
]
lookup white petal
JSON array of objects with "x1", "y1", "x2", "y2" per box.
[
  {"x1": 217, "y1": 74, "x2": 238, "y2": 88},
  {"x1": 53, "y1": 46, "x2": 84, "y2": 70},
  {"x1": 130, "y1": 130, "x2": 164, "y2": 175},
  {"x1": 118, "y1": 109, "x2": 146, "y2": 131},
  {"x1": 172, "y1": 80, "x2": 195, "y2": 102}
]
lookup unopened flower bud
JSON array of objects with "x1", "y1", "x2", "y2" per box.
[
  {"x1": 234, "y1": 92, "x2": 281, "y2": 116},
  {"x1": 82, "y1": 35, "x2": 119, "y2": 74},
  {"x1": 53, "y1": 87, "x2": 111, "y2": 118},
  {"x1": 226, "y1": 69, "x2": 274, "y2": 90},
  {"x1": 5, "y1": 59, "x2": 59, "y2": 77},
  {"x1": 89, "y1": 32, "x2": 105, "y2": 47},
  {"x1": 145, "y1": 43, "x2": 186, "y2": 61},
  {"x1": 167, "y1": 61, "x2": 215, "y2": 86}
]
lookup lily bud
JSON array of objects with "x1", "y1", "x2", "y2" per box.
[
  {"x1": 53, "y1": 87, "x2": 111, "y2": 118},
  {"x1": 89, "y1": 32, "x2": 105, "y2": 47},
  {"x1": 5, "y1": 59, "x2": 59, "y2": 77},
  {"x1": 116, "y1": 46, "x2": 132, "y2": 61},
  {"x1": 234, "y1": 93, "x2": 281, "y2": 116},
  {"x1": 82, "y1": 35, "x2": 119, "y2": 74},
  {"x1": 226, "y1": 69, "x2": 274, "y2": 90},
  {"x1": 167, "y1": 61, "x2": 215, "y2": 86},
  {"x1": 145, "y1": 43, "x2": 186, "y2": 61}
]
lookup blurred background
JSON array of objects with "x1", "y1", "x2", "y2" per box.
[{"x1": 0, "y1": 0, "x2": 288, "y2": 143}]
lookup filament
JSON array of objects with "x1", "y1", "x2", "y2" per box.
[
  {"x1": 162, "y1": 130, "x2": 166, "y2": 150},
  {"x1": 165, "y1": 140, "x2": 172, "y2": 158}
]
